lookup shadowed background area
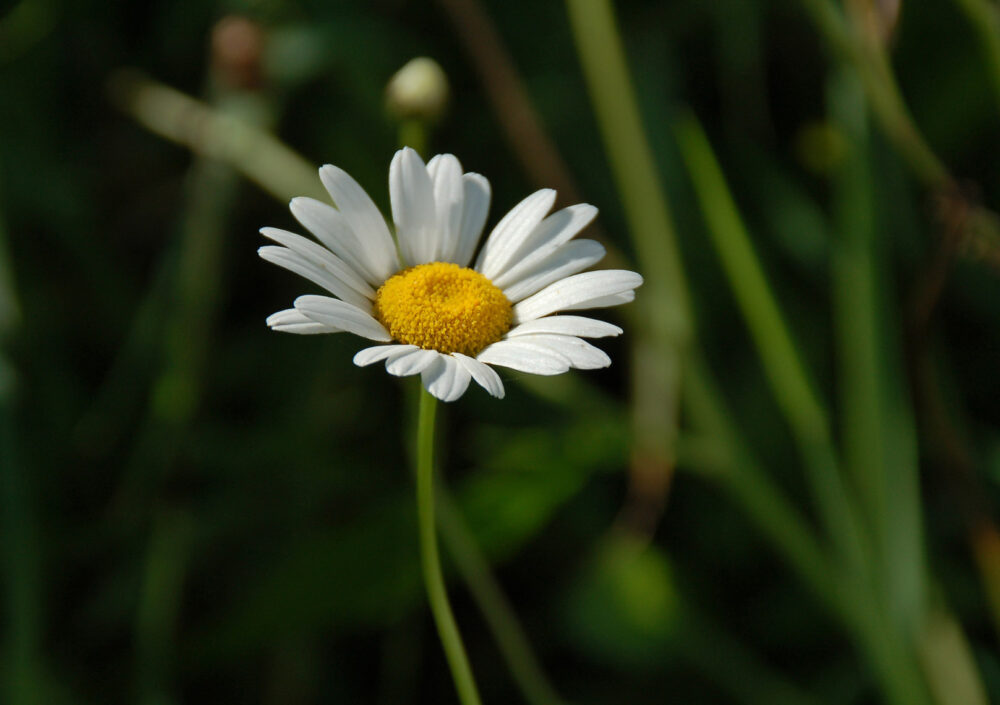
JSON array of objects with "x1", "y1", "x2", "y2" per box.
[{"x1": 1, "y1": 0, "x2": 1000, "y2": 703}]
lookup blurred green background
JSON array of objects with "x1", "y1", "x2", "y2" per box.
[{"x1": 2, "y1": 0, "x2": 1000, "y2": 703}]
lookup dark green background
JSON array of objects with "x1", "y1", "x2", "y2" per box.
[{"x1": 1, "y1": 0, "x2": 998, "y2": 703}]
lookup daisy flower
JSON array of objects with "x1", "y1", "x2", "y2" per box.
[{"x1": 260, "y1": 147, "x2": 642, "y2": 402}]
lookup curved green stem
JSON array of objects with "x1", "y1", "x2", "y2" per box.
[
  {"x1": 415, "y1": 388, "x2": 483, "y2": 705},
  {"x1": 437, "y1": 492, "x2": 565, "y2": 705}
]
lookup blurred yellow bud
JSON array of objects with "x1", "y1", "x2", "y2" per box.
[{"x1": 386, "y1": 57, "x2": 450, "y2": 123}]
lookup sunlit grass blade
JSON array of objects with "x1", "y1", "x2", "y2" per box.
[
  {"x1": 675, "y1": 113, "x2": 867, "y2": 572},
  {"x1": 108, "y1": 70, "x2": 326, "y2": 203},
  {"x1": 829, "y1": 68, "x2": 926, "y2": 631}
]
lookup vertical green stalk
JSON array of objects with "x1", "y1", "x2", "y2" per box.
[
  {"x1": 437, "y1": 494, "x2": 565, "y2": 705},
  {"x1": 415, "y1": 388, "x2": 482, "y2": 705},
  {"x1": 398, "y1": 119, "x2": 428, "y2": 156},
  {"x1": 565, "y1": 0, "x2": 692, "y2": 507},
  {"x1": 675, "y1": 114, "x2": 867, "y2": 572},
  {"x1": 676, "y1": 114, "x2": 933, "y2": 705},
  {"x1": 830, "y1": 68, "x2": 926, "y2": 632},
  {"x1": 831, "y1": 69, "x2": 888, "y2": 577},
  {"x1": 399, "y1": 116, "x2": 564, "y2": 705}
]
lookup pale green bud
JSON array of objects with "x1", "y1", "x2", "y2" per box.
[{"x1": 385, "y1": 57, "x2": 449, "y2": 123}]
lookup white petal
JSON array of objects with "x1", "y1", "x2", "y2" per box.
[
  {"x1": 294, "y1": 295, "x2": 392, "y2": 342},
  {"x1": 475, "y1": 189, "x2": 556, "y2": 279},
  {"x1": 490, "y1": 204, "x2": 598, "y2": 287},
  {"x1": 476, "y1": 339, "x2": 570, "y2": 376},
  {"x1": 318, "y1": 164, "x2": 400, "y2": 282},
  {"x1": 452, "y1": 353, "x2": 505, "y2": 398},
  {"x1": 501, "y1": 240, "x2": 605, "y2": 302},
  {"x1": 385, "y1": 348, "x2": 440, "y2": 377},
  {"x1": 512, "y1": 270, "x2": 643, "y2": 323},
  {"x1": 508, "y1": 334, "x2": 610, "y2": 370},
  {"x1": 289, "y1": 197, "x2": 382, "y2": 286},
  {"x1": 422, "y1": 355, "x2": 472, "y2": 402},
  {"x1": 562, "y1": 290, "x2": 635, "y2": 310},
  {"x1": 390, "y1": 147, "x2": 438, "y2": 266},
  {"x1": 454, "y1": 173, "x2": 491, "y2": 267},
  {"x1": 258, "y1": 246, "x2": 373, "y2": 312},
  {"x1": 427, "y1": 154, "x2": 465, "y2": 262},
  {"x1": 354, "y1": 344, "x2": 418, "y2": 367},
  {"x1": 266, "y1": 308, "x2": 339, "y2": 335},
  {"x1": 506, "y1": 315, "x2": 622, "y2": 339},
  {"x1": 260, "y1": 227, "x2": 374, "y2": 295}
]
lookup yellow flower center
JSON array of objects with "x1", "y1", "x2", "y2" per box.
[{"x1": 373, "y1": 262, "x2": 512, "y2": 356}]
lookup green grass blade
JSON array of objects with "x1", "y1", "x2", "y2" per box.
[{"x1": 675, "y1": 113, "x2": 867, "y2": 571}]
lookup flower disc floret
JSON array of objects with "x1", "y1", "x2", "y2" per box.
[{"x1": 373, "y1": 262, "x2": 512, "y2": 356}]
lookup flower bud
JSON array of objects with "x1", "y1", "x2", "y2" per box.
[{"x1": 385, "y1": 57, "x2": 449, "y2": 123}]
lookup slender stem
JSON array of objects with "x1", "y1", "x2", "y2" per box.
[
  {"x1": 398, "y1": 119, "x2": 427, "y2": 156},
  {"x1": 437, "y1": 492, "x2": 565, "y2": 705},
  {"x1": 415, "y1": 388, "x2": 483, "y2": 705},
  {"x1": 565, "y1": 0, "x2": 691, "y2": 533},
  {"x1": 398, "y1": 116, "x2": 561, "y2": 705}
]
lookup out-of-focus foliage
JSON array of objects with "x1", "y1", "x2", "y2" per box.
[{"x1": 0, "y1": 0, "x2": 999, "y2": 703}]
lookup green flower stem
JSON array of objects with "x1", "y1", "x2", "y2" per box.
[
  {"x1": 415, "y1": 388, "x2": 483, "y2": 705},
  {"x1": 437, "y1": 492, "x2": 565, "y2": 705},
  {"x1": 399, "y1": 117, "x2": 562, "y2": 705},
  {"x1": 398, "y1": 118, "x2": 428, "y2": 156}
]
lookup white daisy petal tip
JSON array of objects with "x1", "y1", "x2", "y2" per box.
[
  {"x1": 452, "y1": 353, "x2": 505, "y2": 399},
  {"x1": 353, "y1": 344, "x2": 418, "y2": 367},
  {"x1": 422, "y1": 355, "x2": 472, "y2": 402}
]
